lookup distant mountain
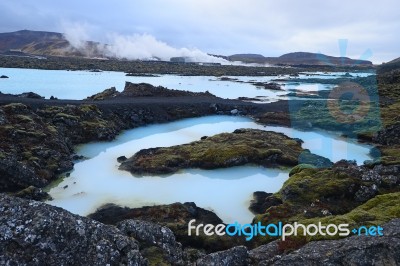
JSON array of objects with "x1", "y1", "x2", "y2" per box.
[
  {"x1": 386, "y1": 57, "x2": 400, "y2": 65},
  {"x1": 377, "y1": 56, "x2": 400, "y2": 74},
  {"x1": 0, "y1": 30, "x2": 104, "y2": 58},
  {"x1": 228, "y1": 54, "x2": 266, "y2": 63},
  {"x1": 228, "y1": 52, "x2": 373, "y2": 66},
  {"x1": 0, "y1": 30, "x2": 374, "y2": 66}
]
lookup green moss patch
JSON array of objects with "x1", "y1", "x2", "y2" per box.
[{"x1": 298, "y1": 192, "x2": 400, "y2": 241}]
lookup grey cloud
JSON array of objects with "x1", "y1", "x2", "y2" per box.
[{"x1": 0, "y1": 0, "x2": 398, "y2": 63}]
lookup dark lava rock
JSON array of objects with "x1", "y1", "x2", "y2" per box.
[
  {"x1": 354, "y1": 184, "x2": 379, "y2": 202},
  {"x1": 196, "y1": 246, "x2": 249, "y2": 266},
  {"x1": 121, "y1": 82, "x2": 216, "y2": 98},
  {"x1": 119, "y1": 129, "x2": 329, "y2": 175},
  {"x1": 249, "y1": 192, "x2": 282, "y2": 215},
  {"x1": 18, "y1": 92, "x2": 44, "y2": 99},
  {"x1": 0, "y1": 75, "x2": 9, "y2": 78},
  {"x1": 125, "y1": 73, "x2": 160, "y2": 77},
  {"x1": 249, "y1": 240, "x2": 280, "y2": 264},
  {"x1": 0, "y1": 194, "x2": 147, "y2": 265},
  {"x1": 218, "y1": 77, "x2": 239, "y2": 81},
  {"x1": 209, "y1": 103, "x2": 218, "y2": 112},
  {"x1": 87, "y1": 82, "x2": 217, "y2": 100},
  {"x1": 89, "y1": 202, "x2": 222, "y2": 226},
  {"x1": 117, "y1": 156, "x2": 128, "y2": 163},
  {"x1": 117, "y1": 220, "x2": 184, "y2": 265},
  {"x1": 251, "y1": 82, "x2": 282, "y2": 91},
  {"x1": 0, "y1": 156, "x2": 48, "y2": 192},
  {"x1": 342, "y1": 72, "x2": 353, "y2": 77},
  {"x1": 12, "y1": 185, "x2": 51, "y2": 201},
  {"x1": 373, "y1": 122, "x2": 400, "y2": 145},
  {"x1": 333, "y1": 160, "x2": 400, "y2": 195},
  {"x1": 86, "y1": 86, "x2": 119, "y2": 100},
  {"x1": 72, "y1": 154, "x2": 86, "y2": 161},
  {"x1": 88, "y1": 202, "x2": 245, "y2": 253},
  {"x1": 237, "y1": 97, "x2": 265, "y2": 102},
  {"x1": 266, "y1": 219, "x2": 400, "y2": 266},
  {"x1": 298, "y1": 150, "x2": 333, "y2": 168}
]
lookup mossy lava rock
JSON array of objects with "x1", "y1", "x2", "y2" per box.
[{"x1": 119, "y1": 128, "x2": 331, "y2": 175}]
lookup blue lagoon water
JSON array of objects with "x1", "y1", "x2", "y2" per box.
[
  {"x1": 47, "y1": 116, "x2": 373, "y2": 223},
  {"x1": 1, "y1": 67, "x2": 375, "y2": 223},
  {"x1": 0, "y1": 67, "x2": 373, "y2": 103}
]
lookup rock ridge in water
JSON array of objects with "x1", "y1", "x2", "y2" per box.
[{"x1": 87, "y1": 82, "x2": 216, "y2": 100}]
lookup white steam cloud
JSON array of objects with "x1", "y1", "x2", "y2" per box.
[
  {"x1": 62, "y1": 21, "x2": 91, "y2": 50},
  {"x1": 62, "y1": 23, "x2": 229, "y2": 64}
]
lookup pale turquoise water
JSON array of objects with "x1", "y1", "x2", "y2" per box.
[
  {"x1": 47, "y1": 116, "x2": 373, "y2": 223},
  {"x1": 1, "y1": 67, "x2": 375, "y2": 222},
  {"x1": 0, "y1": 67, "x2": 373, "y2": 102}
]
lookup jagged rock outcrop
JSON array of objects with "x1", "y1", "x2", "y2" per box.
[
  {"x1": 250, "y1": 82, "x2": 282, "y2": 91},
  {"x1": 196, "y1": 246, "x2": 249, "y2": 266},
  {"x1": 86, "y1": 86, "x2": 119, "y2": 100},
  {"x1": 249, "y1": 240, "x2": 280, "y2": 263},
  {"x1": 87, "y1": 82, "x2": 216, "y2": 100},
  {"x1": 374, "y1": 122, "x2": 400, "y2": 145},
  {"x1": 117, "y1": 220, "x2": 184, "y2": 265},
  {"x1": 121, "y1": 82, "x2": 215, "y2": 98},
  {"x1": 11, "y1": 185, "x2": 50, "y2": 201},
  {"x1": 249, "y1": 192, "x2": 282, "y2": 215},
  {"x1": 0, "y1": 194, "x2": 147, "y2": 265}
]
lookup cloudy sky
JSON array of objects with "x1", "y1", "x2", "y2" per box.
[{"x1": 0, "y1": 0, "x2": 398, "y2": 63}]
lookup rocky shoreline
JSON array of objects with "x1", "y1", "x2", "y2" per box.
[
  {"x1": 0, "y1": 82, "x2": 268, "y2": 193},
  {"x1": 1, "y1": 193, "x2": 399, "y2": 265}
]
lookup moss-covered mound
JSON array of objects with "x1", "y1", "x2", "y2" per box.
[
  {"x1": 253, "y1": 160, "x2": 399, "y2": 243},
  {"x1": 88, "y1": 202, "x2": 245, "y2": 253},
  {"x1": 119, "y1": 128, "x2": 332, "y2": 175},
  {"x1": 0, "y1": 103, "x2": 122, "y2": 192},
  {"x1": 297, "y1": 192, "x2": 400, "y2": 240}
]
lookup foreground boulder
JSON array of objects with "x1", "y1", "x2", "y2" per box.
[
  {"x1": 196, "y1": 246, "x2": 249, "y2": 266},
  {"x1": 119, "y1": 128, "x2": 332, "y2": 175},
  {"x1": 255, "y1": 161, "x2": 400, "y2": 237},
  {"x1": 0, "y1": 194, "x2": 147, "y2": 265},
  {"x1": 267, "y1": 219, "x2": 400, "y2": 265},
  {"x1": 117, "y1": 220, "x2": 184, "y2": 265},
  {"x1": 89, "y1": 202, "x2": 245, "y2": 253}
]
